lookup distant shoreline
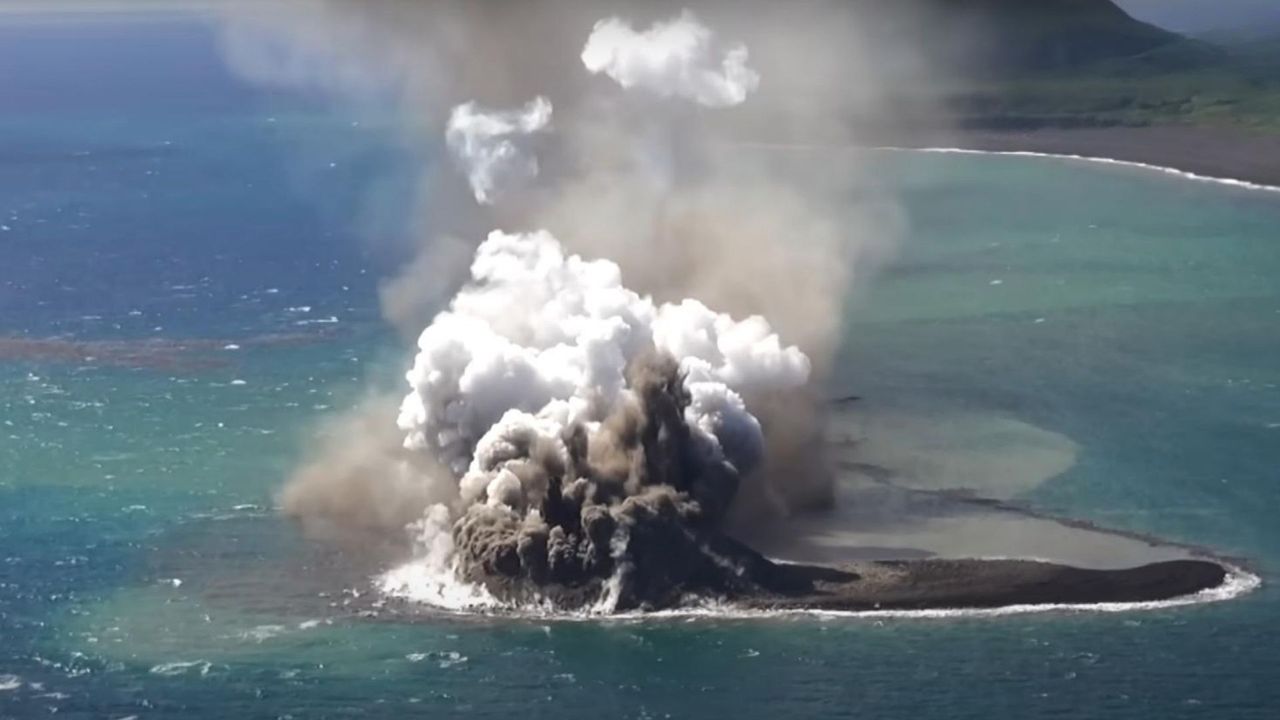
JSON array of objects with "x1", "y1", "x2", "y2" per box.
[
  {"x1": 896, "y1": 126, "x2": 1280, "y2": 191},
  {"x1": 887, "y1": 146, "x2": 1280, "y2": 193}
]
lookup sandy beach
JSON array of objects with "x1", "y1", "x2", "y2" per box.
[{"x1": 914, "y1": 126, "x2": 1280, "y2": 188}]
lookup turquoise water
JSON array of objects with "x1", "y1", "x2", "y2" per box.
[{"x1": 3, "y1": 14, "x2": 1280, "y2": 720}]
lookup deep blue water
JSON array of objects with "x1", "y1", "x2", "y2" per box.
[{"x1": 2, "y1": 12, "x2": 1279, "y2": 720}]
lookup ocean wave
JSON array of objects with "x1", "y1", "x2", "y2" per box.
[
  {"x1": 149, "y1": 660, "x2": 219, "y2": 677},
  {"x1": 293, "y1": 316, "x2": 339, "y2": 326},
  {"x1": 239, "y1": 624, "x2": 289, "y2": 643},
  {"x1": 0, "y1": 674, "x2": 22, "y2": 691},
  {"x1": 406, "y1": 651, "x2": 468, "y2": 668},
  {"x1": 884, "y1": 147, "x2": 1280, "y2": 194}
]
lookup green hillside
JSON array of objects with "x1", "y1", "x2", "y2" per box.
[
  {"x1": 923, "y1": 0, "x2": 1280, "y2": 129},
  {"x1": 934, "y1": 0, "x2": 1181, "y2": 74}
]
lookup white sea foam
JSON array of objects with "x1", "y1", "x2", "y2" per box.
[
  {"x1": 888, "y1": 146, "x2": 1280, "y2": 194},
  {"x1": 240, "y1": 624, "x2": 289, "y2": 642},
  {"x1": 732, "y1": 141, "x2": 1280, "y2": 194},
  {"x1": 149, "y1": 660, "x2": 216, "y2": 677},
  {"x1": 436, "y1": 651, "x2": 468, "y2": 668},
  {"x1": 404, "y1": 651, "x2": 468, "y2": 668},
  {"x1": 0, "y1": 674, "x2": 22, "y2": 691},
  {"x1": 293, "y1": 316, "x2": 339, "y2": 326}
]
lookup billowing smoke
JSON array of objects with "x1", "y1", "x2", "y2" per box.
[
  {"x1": 280, "y1": 393, "x2": 453, "y2": 547},
  {"x1": 214, "y1": 0, "x2": 916, "y2": 342},
  {"x1": 223, "y1": 1, "x2": 937, "y2": 611},
  {"x1": 397, "y1": 229, "x2": 807, "y2": 477},
  {"x1": 381, "y1": 229, "x2": 808, "y2": 608},
  {"x1": 581, "y1": 10, "x2": 759, "y2": 107},
  {"x1": 446, "y1": 96, "x2": 552, "y2": 204}
]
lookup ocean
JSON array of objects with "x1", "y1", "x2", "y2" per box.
[{"x1": 2, "y1": 13, "x2": 1279, "y2": 719}]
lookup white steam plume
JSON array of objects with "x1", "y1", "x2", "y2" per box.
[
  {"x1": 384, "y1": 229, "x2": 810, "y2": 608},
  {"x1": 446, "y1": 96, "x2": 553, "y2": 204},
  {"x1": 582, "y1": 10, "x2": 759, "y2": 107},
  {"x1": 398, "y1": 228, "x2": 808, "y2": 486}
]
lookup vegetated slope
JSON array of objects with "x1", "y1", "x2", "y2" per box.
[
  {"x1": 932, "y1": 0, "x2": 1182, "y2": 75},
  {"x1": 924, "y1": 0, "x2": 1280, "y2": 129}
]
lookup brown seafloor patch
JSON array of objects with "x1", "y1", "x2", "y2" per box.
[{"x1": 0, "y1": 329, "x2": 339, "y2": 372}]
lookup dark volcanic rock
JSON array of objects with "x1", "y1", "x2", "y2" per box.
[
  {"x1": 749, "y1": 558, "x2": 1229, "y2": 612},
  {"x1": 463, "y1": 526, "x2": 1229, "y2": 613}
]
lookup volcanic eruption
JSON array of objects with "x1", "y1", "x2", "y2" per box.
[
  {"x1": 373, "y1": 12, "x2": 835, "y2": 611},
  {"x1": 382, "y1": 227, "x2": 815, "y2": 610},
  {"x1": 266, "y1": 5, "x2": 1233, "y2": 615}
]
